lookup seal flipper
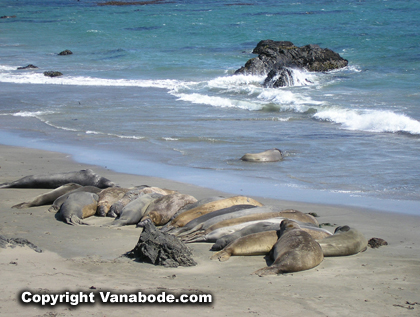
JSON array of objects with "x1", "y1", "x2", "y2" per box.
[
  {"x1": 65, "y1": 215, "x2": 90, "y2": 226},
  {"x1": 210, "y1": 250, "x2": 231, "y2": 262},
  {"x1": 11, "y1": 202, "x2": 32, "y2": 209},
  {"x1": 253, "y1": 266, "x2": 283, "y2": 277}
]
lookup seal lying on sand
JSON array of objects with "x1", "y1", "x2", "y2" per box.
[
  {"x1": 96, "y1": 187, "x2": 131, "y2": 217},
  {"x1": 140, "y1": 193, "x2": 197, "y2": 226},
  {"x1": 48, "y1": 186, "x2": 102, "y2": 212},
  {"x1": 0, "y1": 169, "x2": 116, "y2": 189},
  {"x1": 210, "y1": 220, "x2": 331, "y2": 250},
  {"x1": 210, "y1": 230, "x2": 279, "y2": 262},
  {"x1": 240, "y1": 149, "x2": 283, "y2": 162},
  {"x1": 58, "y1": 192, "x2": 99, "y2": 226},
  {"x1": 253, "y1": 219, "x2": 324, "y2": 276},
  {"x1": 109, "y1": 193, "x2": 162, "y2": 227},
  {"x1": 163, "y1": 196, "x2": 263, "y2": 231},
  {"x1": 12, "y1": 183, "x2": 82, "y2": 209},
  {"x1": 317, "y1": 225, "x2": 368, "y2": 257}
]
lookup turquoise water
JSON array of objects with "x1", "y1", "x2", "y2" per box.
[{"x1": 1, "y1": 0, "x2": 419, "y2": 213}]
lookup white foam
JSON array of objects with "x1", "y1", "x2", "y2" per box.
[
  {"x1": 12, "y1": 110, "x2": 56, "y2": 117},
  {"x1": 174, "y1": 92, "x2": 264, "y2": 111},
  {"x1": 314, "y1": 108, "x2": 420, "y2": 135}
]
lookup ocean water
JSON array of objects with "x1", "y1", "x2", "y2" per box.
[{"x1": 1, "y1": 0, "x2": 419, "y2": 214}]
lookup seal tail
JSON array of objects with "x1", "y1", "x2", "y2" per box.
[
  {"x1": 65, "y1": 215, "x2": 90, "y2": 226},
  {"x1": 253, "y1": 266, "x2": 282, "y2": 277},
  {"x1": 210, "y1": 250, "x2": 231, "y2": 262}
]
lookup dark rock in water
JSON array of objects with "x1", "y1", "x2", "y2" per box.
[
  {"x1": 17, "y1": 64, "x2": 38, "y2": 70},
  {"x1": 58, "y1": 49, "x2": 73, "y2": 55},
  {"x1": 125, "y1": 219, "x2": 196, "y2": 268},
  {"x1": 44, "y1": 71, "x2": 63, "y2": 77},
  {"x1": 0, "y1": 235, "x2": 42, "y2": 253},
  {"x1": 235, "y1": 40, "x2": 348, "y2": 87},
  {"x1": 368, "y1": 237, "x2": 388, "y2": 248},
  {"x1": 263, "y1": 68, "x2": 294, "y2": 88}
]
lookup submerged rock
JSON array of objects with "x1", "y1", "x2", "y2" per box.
[
  {"x1": 17, "y1": 64, "x2": 38, "y2": 70},
  {"x1": 125, "y1": 219, "x2": 196, "y2": 268},
  {"x1": 58, "y1": 49, "x2": 73, "y2": 55},
  {"x1": 44, "y1": 71, "x2": 63, "y2": 77},
  {"x1": 235, "y1": 40, "x2": 348, "y2": 87}
]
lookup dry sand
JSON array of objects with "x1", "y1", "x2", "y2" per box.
[{"x1": 0, "y1": 144, "x2": 419, "y2": 316}]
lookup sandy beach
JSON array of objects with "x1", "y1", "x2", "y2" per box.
[{"x1": 0, "y1": 144, "x2": 419, "y2": 317}]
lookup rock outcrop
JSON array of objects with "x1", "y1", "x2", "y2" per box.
[{"x1": 235, "y1": 40, "x2": 348, "y2": 87}]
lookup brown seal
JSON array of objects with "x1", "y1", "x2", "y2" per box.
[
  {"x1": 165, "y1": 196, "x2": 263, "y2": 230},
  {"x1": 253, "y1": 219, "x2": 324, "y2": 276},
  {"x1": 140, "y1": 193, "x2": 197, "y2": 226},
  {"x1": 96, "y1": 187, "x2": 131, "y2": 217}
]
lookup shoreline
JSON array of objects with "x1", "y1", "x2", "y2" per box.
[
  {"x1": 1, "y1": 144, "x2": 420, "y2": 316},
  {"x1": 1, "y1": 129, "x2": 419, "y2": 216}
]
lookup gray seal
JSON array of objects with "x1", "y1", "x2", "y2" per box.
[
  {"x1": 317, "y1": 225, "x2": 368, "y2": 257},
  {"x1": 12, "y1": 183, "x2": 82, "y2": 209},
  {"x1": 58, "y1": 192, "x2": 99, "y2": 226},
  {"x1": 240, "y1": 148, "x2": 283, "y2": 162},
  {"x1": 48, "y1": 186, "x2": 102, "y2": 213},
  {"x1": 0, "y1": 169, "x2": 116, "y2": 189}
]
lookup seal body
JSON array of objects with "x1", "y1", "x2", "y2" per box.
[
  {"x1": 12, "y1": 183, "x2": 82, "y2": 209},
  {"x1": 240, "y1": 149, "x2": 283, "y2": 162},
  {"x1": 165, "y1": 196, "x2": 263, "y2": 230},
  {"x1": 317, "y1": 226, "x2": 368, "y2": 257},
  {"x1": 141, "y1": 193, "x2": 197, "y2": 226},
  {"x1": 48, "y1": 186, "x2": 102, "y2": 213},
  {"x1": 210, "y1": 230, "x2": 279, "y2": 262},
  {"x1": 96, "y1": 187, "x2": 130, "y2": 217},
  {"x1": 58, "y1": 192, "x2": 99, "y2": 225},
  {"x1": 254, "y1": 219, "x2": 324, "y2": 276},
  {"x1": 0, "y1": 169, "x2": 116, "y2": 189},
  {"x1": 110, "y1": 193, "x2": 162, "y2": 227}
]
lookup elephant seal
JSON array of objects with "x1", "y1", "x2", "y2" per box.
[
  {"x1": 48, "y1": 186, "x2": 102, "y2": 212},
  {"x1": 317, "y1": 225, "x2": 368, "y2": 257},
  {"x1": 172, "y1": 204, "x2": 259, "y2": 237},
  {"x1": 181, "y1": 209, "x2": 319, "y2": 241},
  {"x1": 253, "y1": 219, "x2": 324, "y2": 276},
  {"x1": 12, "y1": 183, "x2": 82, "y2": 209},
  {"x1": 109, "y1": 193, "x2": 162, "y2": 227},
  {"x1": 240, "y1": 148, "x2": 283, "y2": 162},
  {"x1": 107, "y1": 186, "x2": 167, "y2": 218},
  {"x1": 210, "y1": 219, "x2": 331, "y2": 250},
  {"x1": 58, "y1": 192, "x2": 99, "y2": 225},
  {"x1": 163, "y1": 196, "x2": 263, "y2": 231},
  {"x1": 210, "y1": 230, "x2": 279, "y2": 262},
  {"x1": 186, "y1": 218, "x2": 285, "y2": 244},
  {"x1": 140, "y1": 193, "x2": 197, "y2": 226},
  {"x1": 0, "y1": 169, "x2": 116, "y2": 189},
  {"x1": 96, "y1": 187, "x2": 131, "y2": 217}
]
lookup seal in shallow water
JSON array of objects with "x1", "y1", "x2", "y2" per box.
[
  {"x1": 0, "y1": 169, "x2": 116, "y2": 189},
  {"x1": 317, "y1": 225, "x2": 368, "y2": 257},
  {"x1": 253, "y1": 219, "x2": 324, "y2": 276},
  {"x1": 240, "y1": 148, "x2": 283, "y2": 162}
]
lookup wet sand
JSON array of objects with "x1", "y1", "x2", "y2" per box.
[{"x1": 0, "y1": 144, "x2": 419, "y2": 316}]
